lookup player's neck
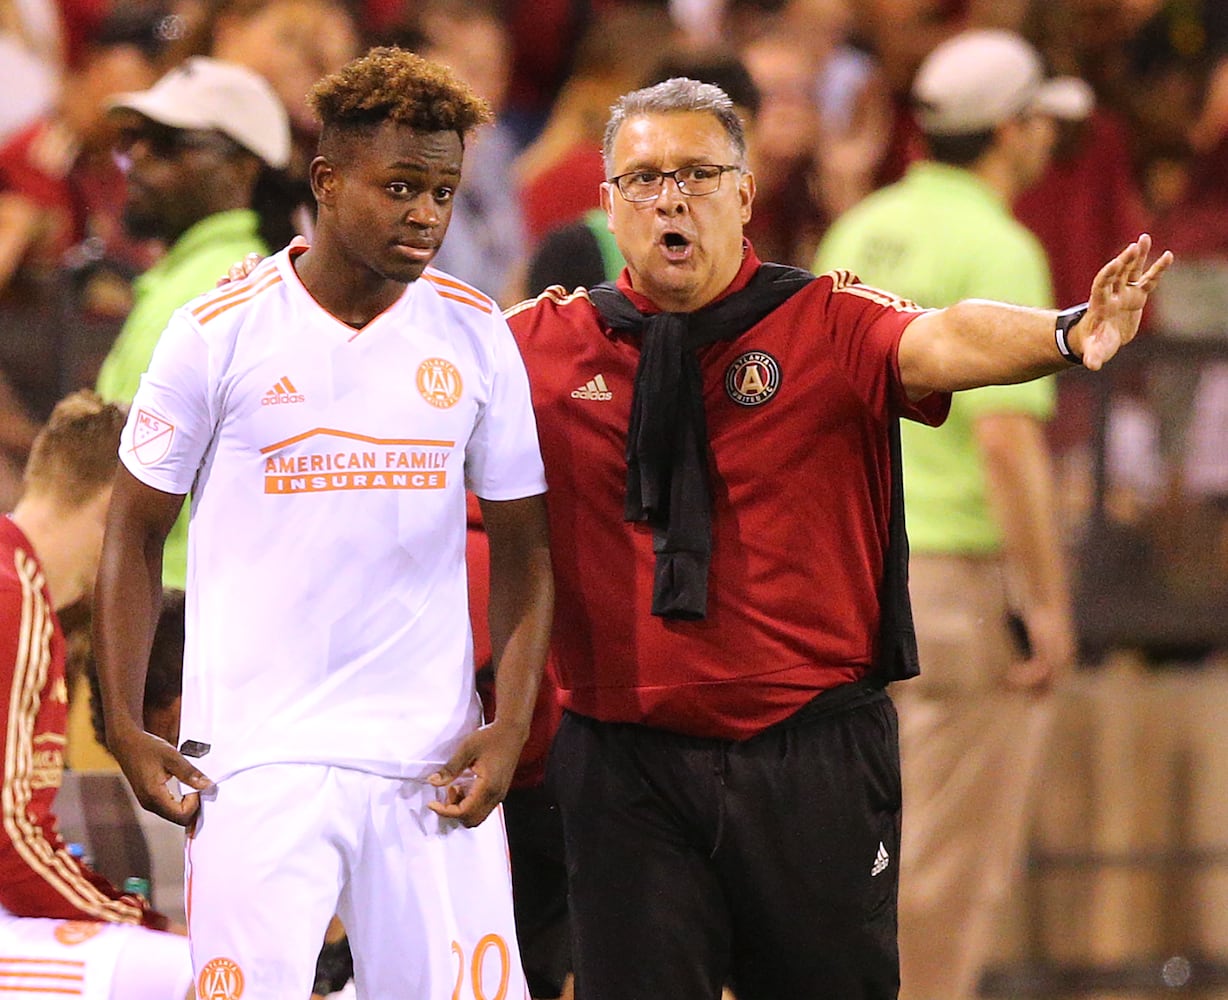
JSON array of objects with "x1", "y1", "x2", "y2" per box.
[
  {"x1": 10, "y1": 495, "x2": 103, "y2": 611},
  {"x1": 292, "y1": 243, "x2": 408, "y2": 329},
  {"x1": 972, "y1": 151, "x2": 1020, "y2": 205}
]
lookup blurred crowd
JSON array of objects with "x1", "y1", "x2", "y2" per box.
[{"x1": 0, "y1": 0, "x2": 1226, "y2": 584}]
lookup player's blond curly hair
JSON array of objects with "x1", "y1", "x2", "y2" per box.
[{"x1": 310, "y1": 46, "x2": 493, "y2": 144}]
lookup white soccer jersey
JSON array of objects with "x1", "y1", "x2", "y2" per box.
[{"x1": 119, "y1": 246, "x2": 546, "y2": 783}]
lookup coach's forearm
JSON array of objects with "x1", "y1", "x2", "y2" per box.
[{"x1": 899, "y1": 302, "x2": 1068, "y2": 398}]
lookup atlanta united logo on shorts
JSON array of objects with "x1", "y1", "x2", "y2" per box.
[
  {"x1": 53, "y1": 921, "x2": 103, "y2": 945},
  {"x1": 198, "y1": 956, "x2": 244, "y2": 1000},
  {"x1": 725, "y1": 351, "x2": 782, "y2": 406},
  {"x1": 131, "y1": 408, "x2": 175, "y2": 465},
  {"x1": 416, "y1": 357, "x2": 463, "y2": 409}
]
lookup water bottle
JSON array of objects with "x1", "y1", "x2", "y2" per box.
[{"x1": 122, "y1": 876, "x2": 150, "y2": 902}]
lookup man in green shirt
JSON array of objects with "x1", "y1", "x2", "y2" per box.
[
  {"x1": 815, "y1": 29, "x2": 1092, "y2": 1000},
  {"x1": 97, "y1": 57, "x2": 292, "y2": 587}
]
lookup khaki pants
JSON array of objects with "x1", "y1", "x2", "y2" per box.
[{"x1": 893, "y1": 554, "x2": 1055, "y2": 1000}]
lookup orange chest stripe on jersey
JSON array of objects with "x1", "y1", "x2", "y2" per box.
[
  {"x1": 258, "y1": 427, "x2": 456, "y2": 455},
  {"x1": 0, "y1": 960, "x2": 85, "y2": 967}
]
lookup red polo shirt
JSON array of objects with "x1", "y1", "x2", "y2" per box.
[{"x1": 508, "y1": 246, "x2": 947, "y2": 740}]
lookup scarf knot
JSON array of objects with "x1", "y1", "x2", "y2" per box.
[{"x1": 590, "y1": 264, "x2": 813, "y2": 619}]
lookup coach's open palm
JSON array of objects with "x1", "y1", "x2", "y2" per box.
[
  {"x1": 112, "y1": 727, "x2": 212, "y2": 826},
  {"x1": 1077, "y1": 234, "x2": 1174, "y2": 370}
]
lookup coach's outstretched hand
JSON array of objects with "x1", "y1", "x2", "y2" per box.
[
  {"x1": 1073, "y1": 233, "x2": 1174, "y2": 371},
  {"x1": 111, "y1": 727, "x2": 212, "y2": 827},
  {"x1": 427, "y1": 719, "x2": 525, "y2": 828}
]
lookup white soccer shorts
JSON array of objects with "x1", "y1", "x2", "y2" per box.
[{"x1": 185, "y1": 762, "x2": 527, "y2": 1000}]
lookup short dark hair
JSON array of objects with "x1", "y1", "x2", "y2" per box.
[
  {"x1": 22, "y1": 391, "x2": 126, "y2": 509},
  {"x1": 89, "y1": 6, "x2": 172, "y2": 63},
  {"x1": 87, "y1": 589, "x2": 185, "y2": 748},
  {"x1": 921, "y1": 128, "x2": 996, "y2": 167},
  {"x1": 310, "y1": 46, "x2": 493, "y2": 152},
  {"x1": 603, "y1": 77, "x2": 748, "y2": 176},
  {"x1": 144, "y1": 589, "x2": 185, "y2": 715}
]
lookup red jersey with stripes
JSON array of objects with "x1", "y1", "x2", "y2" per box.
[
  {"x1": 507, "y1": 245, "x2": 949, "y2": 740},
  {"x1": 0, "y1": 516, "x2": 155, "y2": 926},
  {"x1": 119, "y1": 245, "x2": 546, "y2": 783}
]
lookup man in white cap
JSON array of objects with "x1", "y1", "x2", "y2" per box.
[
  {"x1": 95, "y1": 57, "x2": 293, "y2": 590},
  {"x1": 815, "y1": 28, "x2": 1093, "y2": 1000}
]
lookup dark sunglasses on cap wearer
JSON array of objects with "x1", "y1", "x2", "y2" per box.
[{"x1": 113, "y1": 121, "x2": 248, "y2": 163}]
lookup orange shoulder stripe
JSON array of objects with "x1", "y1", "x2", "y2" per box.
[
  {"x1": 189, "y1": 264, "x2": 273, "y2": 317},
  {"x1": 194, "y1": 272, "x2": 284, "y2": 326},
  {"x1": 422, "y1": 274, "x2": 493, "y2": 314},
  {"x1": 431, "y1": 289, "x2": 492, "y2": 314},
  {"x1": 423, "y1": 271, "x2": 494, "y2": 307}
]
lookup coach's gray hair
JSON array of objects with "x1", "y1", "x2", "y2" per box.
[{"x1": 602, "y1": 77, "x2": 747, "y2": 176}]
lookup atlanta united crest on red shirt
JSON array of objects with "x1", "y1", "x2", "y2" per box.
[{"x1": 724, "y1": 351, "x2": 781, "y2": 406}]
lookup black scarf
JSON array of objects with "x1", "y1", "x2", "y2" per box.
[
  {"x1": 589, "y1": 263, "x2": 813, "y2": 619},
  {"x1": 588, "y1": 262, "x2": 920, "y2": 683}
]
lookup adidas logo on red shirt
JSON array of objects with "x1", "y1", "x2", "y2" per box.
[{"x1": 571, "y1": 374, "x2": 612, "y2": 401}]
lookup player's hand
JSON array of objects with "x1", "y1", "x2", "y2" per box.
[
  {"x1": 214, "y1": 234, "x2": 307, "y2": 287},
  {"x1": 217, "y1": 252, "x2": 263, "y2": 287},
  {"x1": 427, "y1": 719, "x2": 526, "y2": 828},
  {"x1": 1075, "y1": 233, "x2": 1174, "y2": 370},
  {"x1": 1005, "y1": 604, "x2": 1076, "y2": 693},
  {"x1": 110, "y1": 727, "x2": 212, "y2": 826}
]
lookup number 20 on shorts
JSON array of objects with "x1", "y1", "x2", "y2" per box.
[{"x1": 451, "y1": 934, "x2": 511, "y2": 1000}]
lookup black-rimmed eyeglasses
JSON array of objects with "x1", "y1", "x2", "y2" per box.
[{"x1": 607, "y1": 164, "x2": 741, "y2": 202}]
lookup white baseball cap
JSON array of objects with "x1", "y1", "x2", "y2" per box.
[
  {"x1": 108, "y1": 57, "x2": 291, "y2": 169},
  {"x1": 912, "y1": 29, "x2": 1094, "y2": 136}
]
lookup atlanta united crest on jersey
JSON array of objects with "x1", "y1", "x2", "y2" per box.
[{"x1": 119, "y1": 247, "x2": 546, "y2": 783}]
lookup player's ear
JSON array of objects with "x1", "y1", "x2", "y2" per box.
[{"x1": 309, "y1": 155, "x2": 337, "y2": 206}]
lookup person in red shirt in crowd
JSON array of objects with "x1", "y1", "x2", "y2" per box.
[
  {"x1": 0, "y1": 9, "x2": 167, "y2": 509},
  {"x1": 514, "y1": 5, "x2": 675, "y2": 244},
  {"x1": 0, "y1": 8, "x2": 165, "y2": 302},
  {"x1": 505, "y1": 76, "x2": 1170, "y2": 999},
  {"x1": 0, "y1": 390, "x2": 193, "y2": 999}
]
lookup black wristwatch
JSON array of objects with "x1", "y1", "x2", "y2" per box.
[{"x1": 1055, "y1": 302, "x2": 1089, "y2": 365}]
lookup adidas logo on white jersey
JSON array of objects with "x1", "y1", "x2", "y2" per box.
[
  {"x1": 262, "y1": 376, "x2": 305, "y2": 406},
  {"x1": 871, "y1": 841, "x2": 890, "y2": 877},
  {"x1": 571, "y1": 374, "x2": 612, "y2": 401}
]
